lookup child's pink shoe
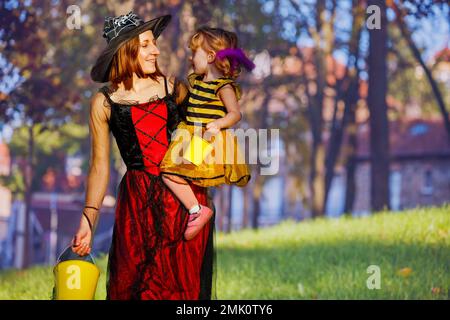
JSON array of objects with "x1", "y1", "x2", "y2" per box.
[{"x1": 184, "y1": 205, "x2": 213, "y2": 240}]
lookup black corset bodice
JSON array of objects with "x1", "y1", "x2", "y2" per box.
[{"x1": 98, "y1": 78, "x2": 182, "y2": 175}]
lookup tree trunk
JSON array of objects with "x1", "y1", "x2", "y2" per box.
[
  {"x1": 343, "y1": 62, "x2": 361, "y2": 215},
  {"x1": 23, "y1": 124, "x2": 35, "y2": 268},
  {"x1": 392, "y1": 3, "x2": 450, "y2": 144},
  {"x1": 310, "y1": 140, "x2": 326, "y2": 217},
  {"x1": 308, "y1": 51, "x2": 326, "y2": 218},
  {"x1": 344, "y1": 106, "x2": 358, "y2": 215},
  {"x1": 250, "y1": 168, "x2": 262, "y2": 231},
  {"x1": 249, "y1": 90, "x2": 271, "y2": 229},
  {"x1": 242, "y1": 184, "x2": 249, "y2": 229},
  {"x1": 324, "y1": 95, "x2": 341, "y2": 203},
  {"x1": 324, "y1": 0, "x2": 364, "y2": 211},
  {"x1": 280, "y1": 158, "x2": 287, "y2": 220},
  {"x1": 368, "y1": 0, "x2": 390, "y2": 212},
  {"x1": 252, "y1": 190, "x2": 261, "y2": 230},
  {"x1": 308, "y1": 0, "x2": 332, "y2": 218},
  {"x1": 214, "y1": 187, "x2": 224, "y2": 232},
  {"x1": 225, "y1": 186, "x2": 233, "y2": 233}
]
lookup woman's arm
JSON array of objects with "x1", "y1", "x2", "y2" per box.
[
  {"x1": 72, "y1": 92, "x2": 110, "y2": 256},
  {"x1": 85, "y1": 92, "x2": 111, "y2": 212}
]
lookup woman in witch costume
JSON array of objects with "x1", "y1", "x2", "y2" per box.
[{"x1": 71, "y1": 12, "x2": 216, "y2": 300}]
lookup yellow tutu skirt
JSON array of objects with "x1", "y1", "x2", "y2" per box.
[{"x1": 160, "y1": 121, "x2": 251, "y2": 188}]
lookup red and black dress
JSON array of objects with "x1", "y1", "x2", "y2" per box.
[{"x1": 98, "y1": 77, "x2": 216, "y2": 300}]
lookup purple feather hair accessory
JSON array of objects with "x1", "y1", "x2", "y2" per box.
[{"x1": 216, "y1": 48, "x2": 256, "y2": 72}]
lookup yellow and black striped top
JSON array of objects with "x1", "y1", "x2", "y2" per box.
[{"x1": 185, "y1": 73, "x2": 241, "y2": 126}]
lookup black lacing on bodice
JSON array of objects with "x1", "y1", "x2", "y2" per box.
[
  {"x1": 98, "y1": 77, "x2": 183, "y2": 170},
  {"x1": 132, "y1": 99, "x2": 168, "y2": 168}
]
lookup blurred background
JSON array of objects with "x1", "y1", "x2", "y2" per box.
[{"x1": 0, "y1": 0, "x2": 448, "y2": 270}]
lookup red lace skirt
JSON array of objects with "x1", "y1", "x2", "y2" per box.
[{"x1": 106, "y1": 169, "x2": 215, "y2": 300}]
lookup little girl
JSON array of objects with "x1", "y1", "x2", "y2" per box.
[{"x1": 160, "y1": 26, "x2": 255, "y2": 241}]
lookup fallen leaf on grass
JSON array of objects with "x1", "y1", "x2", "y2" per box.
[
  {"x1": 397, "y1": 267, "x2": 413, "y2": 277},
  {"x1": 437, "y1": 229, "x2": 448, "y2": 239},
  {"x1": 431, "y1": 287, "x2": 442, "y2": 295}
]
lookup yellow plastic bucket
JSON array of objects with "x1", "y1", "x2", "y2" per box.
[
  {"x1": 52, "y1": 246, "x2": 100, "y2": 300},
  {"x1": 182, "y1": 135, "x2": 214, "y2": 166}
]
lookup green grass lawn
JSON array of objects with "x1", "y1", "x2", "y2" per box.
[{"x1": 0, "y1": 206, "x2": 449, "y2": 299}]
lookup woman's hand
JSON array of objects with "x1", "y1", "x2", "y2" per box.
[{"x1": 71, "y1": 215, "x2": 92, "y2": 256}]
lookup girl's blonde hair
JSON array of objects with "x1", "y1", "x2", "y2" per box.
[{"x1": 189, "y1": 26, "x2": 241, "y2": 79}]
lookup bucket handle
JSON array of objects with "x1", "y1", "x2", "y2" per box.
[{"x1": 56, "y1": 245, "x2": 96, "y2": 265}]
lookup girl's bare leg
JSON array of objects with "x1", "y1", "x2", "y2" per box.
[
  {"x1": 162, "y1": 174, "x2": 213, "y2": 240},
  {"x1": 162, "y1": 174, "x2": 199, "y2": 211}
]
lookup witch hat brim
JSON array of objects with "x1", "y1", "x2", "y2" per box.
[{"x1": 90, "y1": 14, "x2": 171, "y2": 83}]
